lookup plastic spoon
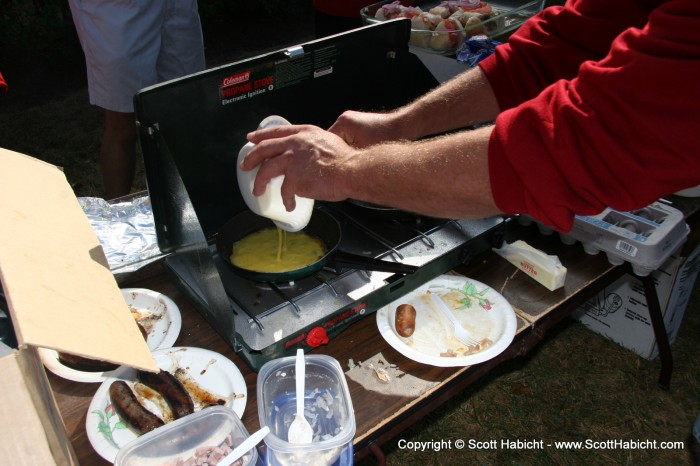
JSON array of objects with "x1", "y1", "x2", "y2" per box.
[
  {"x1": 287, "y1": 348, "x2": 313, "y2": 443},
  {"x1": 216, "y1": 425, "x2": 269, "y2": 466}
]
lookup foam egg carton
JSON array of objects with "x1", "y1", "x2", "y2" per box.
[{"x1": 518, "y1": 201, "x2": 689, "y2": 276}]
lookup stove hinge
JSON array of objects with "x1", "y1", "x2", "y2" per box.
[
  {"x1": 285, "y1": 45, "x2": 305, "y2": 59},
  {"x1": 141, "y1": 122, "x2": 160, "y2": 136},
  {"x1": 135, "y1": 120, "x2": 161, "y2": 139}
]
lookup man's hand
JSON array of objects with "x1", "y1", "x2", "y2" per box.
[{"x1": 241, "y1": 124, "x2": 357, "y2": 211}]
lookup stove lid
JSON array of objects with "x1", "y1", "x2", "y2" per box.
[{"x1": 134, "y1": 18, "x2": 439, "y2": 253}]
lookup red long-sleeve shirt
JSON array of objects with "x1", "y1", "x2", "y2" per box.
[{"x1": 479, "y1": 0, "x2": 700, "y2": 232}]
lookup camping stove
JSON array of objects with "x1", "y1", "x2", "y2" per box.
[{"x1": 166, "y1": 204, "x2": 505, "y2": 370}]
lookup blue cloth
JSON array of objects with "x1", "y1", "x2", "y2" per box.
[{"x1": 456, "y1": 35, "x2": 500, "y2": 68}]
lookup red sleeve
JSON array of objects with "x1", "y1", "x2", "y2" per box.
[{"x1": 480, "y1": 0, "x2": 700, "y2": 232}]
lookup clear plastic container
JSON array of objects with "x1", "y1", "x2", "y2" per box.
[
  {"x1": 115, "y1": 406, "x2": 258, "y2": 466},
  {"x1": 257, "y1": 355, "x2": 355, "y2": 466},
  {"x1": 237, "y1": 115, "x2": 315, "y2": 232},
  {"x1": 360, "y1": 0, "x2": 546, "y2": 55}
]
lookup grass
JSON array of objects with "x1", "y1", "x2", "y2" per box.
[
  {"x1": 1, "y1": 1, "x2": 698, "y2": 465},
  {"x1": 358, "y1": 301, "x2": 700, "y2": 465},
  {"x1": 1, "y1": 92, "x2": 109, "y2": 196}
]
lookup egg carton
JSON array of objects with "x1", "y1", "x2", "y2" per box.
[{"x1": 518, "y1": 201, "x2": 689, "y2": 276}]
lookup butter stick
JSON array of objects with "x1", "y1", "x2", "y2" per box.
[{"x1": 493, "y1": 240, "x2": 567, "y2": 291}]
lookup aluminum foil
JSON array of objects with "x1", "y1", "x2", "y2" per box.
[{"x1": 78, "y1": 195, "x2": 163, "y2": 273}]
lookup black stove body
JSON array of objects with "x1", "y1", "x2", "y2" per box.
[{"x1": 135, "y1": 19, "x2": 506, "y2": 370}]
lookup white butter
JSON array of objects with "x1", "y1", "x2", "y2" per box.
[{"x1": 493, "y1": 240, "x2": 567, "y2": 291}]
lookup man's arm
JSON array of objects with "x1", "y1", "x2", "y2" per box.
[
  {"x1": 243, "y1": 123, "x2": 502, "y2": 220},
  {"x1": 329, "y1": 66, "x2": 500, "y2": 147},
  {"x1": 338, "y1": 125, "x2": 501, "y2": 219}
]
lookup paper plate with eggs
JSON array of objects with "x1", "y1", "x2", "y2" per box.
[{"x1": 376, "y1": 275, "x2": 517, "y2": 367}]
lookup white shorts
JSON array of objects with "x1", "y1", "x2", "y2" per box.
[{"x1": 69, "y1": 0, "x2": 205, "y2": 113}]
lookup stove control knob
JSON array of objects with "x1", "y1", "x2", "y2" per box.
[{"x1": 307, "y1": 327, "x2": 329, "y2": 347}]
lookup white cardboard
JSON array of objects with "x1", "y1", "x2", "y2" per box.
[
  {"x1": 574, "y1": 244, "x2": 700, "y2": 360},
  {"x1": 0, "y1": 148, "x2": 157, "y2": 370}
]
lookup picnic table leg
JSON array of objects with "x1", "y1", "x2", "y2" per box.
[
  {"x1": 369, "y1": 442, "x2": 387, "y2": 466},
  {"x1": 639, "y1": 272, "x2": 673, "y2": 389}
]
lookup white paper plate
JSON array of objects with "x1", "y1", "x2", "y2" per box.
[
  {"x1": 38, "y1": 288, "x2": 182, "y2": 383},
  {"x1": 86, "y1": 346, "x2": 248, "y2": 464},
  {"x1": 376, "y1": 275, "x2": 517, "y2": 367}
]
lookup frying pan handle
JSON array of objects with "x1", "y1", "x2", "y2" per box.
[{"x1": 326, "y1": 251, "x2": 418, "y2": 275}]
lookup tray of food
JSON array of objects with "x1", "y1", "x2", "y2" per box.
[
  {"x1": 360, "y1": 0, "x2": 546, "y2": 55},
  {"x1": 86, "y1": 346, "x2": 247, "y2": 463}
]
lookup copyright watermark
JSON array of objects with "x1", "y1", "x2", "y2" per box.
[{"x1": 397, "y1": 438, "x2": 685, "y2": 452}]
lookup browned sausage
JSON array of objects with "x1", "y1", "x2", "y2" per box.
[
  {"x1": 58, "y1": 352, "x2": 119, "y2": 372},
  {"x1": 59, "y1": 320, "x2": 148, "y2": 372},
  {"x1": 136, "y1": 369, "x2": 194, "y2": 419},
  {"x1": 136, "y1": 320, "x2": 149, "y2": 340},
  {"x1": 395, "y1": 303, "x2": 416, "y2": 337},
  {"x1": 109, "y1": 380, "x2": 164, "y2": 434}
]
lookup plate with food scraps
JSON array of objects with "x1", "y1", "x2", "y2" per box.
[
  {"x1": 38, "y1": 288, "x2": 182, "y2": 383},
  {"x1": 86, "y1": 346, "x2": 248, "y2": 464},
  {"x1": 376, "y1": 275, "x2": 517, "y2": 367}
]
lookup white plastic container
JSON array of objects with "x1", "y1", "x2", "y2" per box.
[
  {"x1": 257, "y1": 354, "x2": 355, "y2": 466},
  {"x1": 115, "y1": 406, "x2": 258, "y2": 466},
  {"x1": 237, "y1": 115, "x2": 314, "y2": 232}
]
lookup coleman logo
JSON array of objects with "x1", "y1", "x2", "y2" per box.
[
  {"x1": 222, "y1": 71, "x2": 250, "y2": 88},
  {"x1": 220, "y1": 72, "x2": 274, "y2": 106}
]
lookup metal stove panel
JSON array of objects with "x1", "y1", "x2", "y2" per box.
[
  {"x1": 227, "y1": 215, "x2": 505, "y2": 351},
  {"x1": 232, "y1": 270, "x2": 387, "y2": 351}
]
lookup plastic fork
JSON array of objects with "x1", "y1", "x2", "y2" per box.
[
  {"x1": 430, "y1": 293, "x2": 479, "y2": 346},
  {"x1": 216, "y1": 426, "x2": 269, "y2": 466}
]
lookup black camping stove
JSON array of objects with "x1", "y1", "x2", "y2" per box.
[{"x1": 135, "y1": 19, "x2": 507, "y2": 370}]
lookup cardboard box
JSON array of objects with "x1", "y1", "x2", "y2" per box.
[
  {"x1": 574, "y1": 242, "x2": 700, "y2": 360},
  {"x1": 0, "y1": 149, "x2": 158, "y2": 465}
]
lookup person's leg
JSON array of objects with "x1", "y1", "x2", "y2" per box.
[
  {"x1": 157, "y1": 0, "x2": 205, "y2": 81},
  {"x1": 101, "y1": 110, "x2": 137, "y2": 199}
]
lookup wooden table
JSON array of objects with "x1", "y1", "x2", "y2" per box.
[{"x1": 48, "y1": 197, "x2": 700, "y2": 465}]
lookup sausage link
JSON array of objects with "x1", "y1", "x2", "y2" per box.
[
  {"x1": 58, "y1": 352, "x2": 119, "y2": 372},
  {"x1": 109, "y1": 380, "x2": 164, "y2": 434},
  {"x1": 395, "y1": 303, "x2": 417, "y2": 337},
  {"x1": 59, "y1": 321, "x2": 147, "y2": 373},
  {"x1": 136, "y1": 369, "x2": 194, "y2": 419}
]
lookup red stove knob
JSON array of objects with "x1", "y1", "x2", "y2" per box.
[{"x1": 306, "y1": 326, "x2": 329, "y2": 347}]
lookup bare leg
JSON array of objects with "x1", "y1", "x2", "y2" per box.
[{"x1": 101, "y1": 109, "x2": 137, "y2": 199}]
